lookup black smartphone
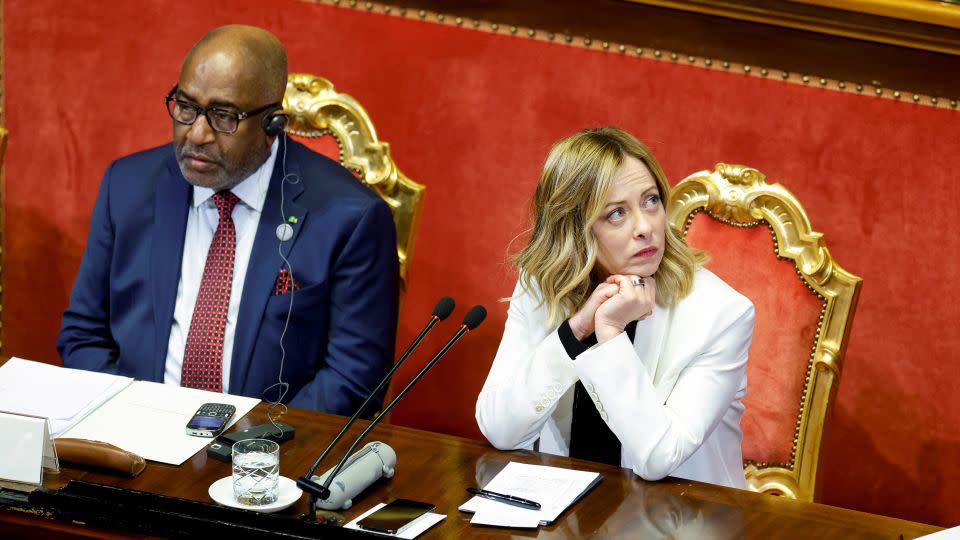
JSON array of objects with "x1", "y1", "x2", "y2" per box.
[
  {"x1": 185, "y1": 403, "x2": 236, "y2": 437},
  {"x1": 356, "y1": 499, "x2": 435, "y2": 535}
]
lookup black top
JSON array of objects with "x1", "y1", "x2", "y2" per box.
[{"x1": 558, "y1": 319, "x2": 638, "y2": 467}]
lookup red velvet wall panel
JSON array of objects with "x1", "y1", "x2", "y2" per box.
[{"x1": 5, "y1": 0, "x2": 960, "y2": 526}]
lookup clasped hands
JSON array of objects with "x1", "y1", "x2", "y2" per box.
[{"x1": 569, "y1": 275, "x2": 657, "y2": 344}]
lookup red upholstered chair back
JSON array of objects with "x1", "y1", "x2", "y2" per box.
[
  {"x1": 282, "y1": 73, "x2": 425, "y2": 290},
  {"x1": 669, "y1": 164, "x2": 861, "y2": 501}
]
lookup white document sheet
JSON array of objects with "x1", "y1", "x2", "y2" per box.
[
  {"x1": 920, "y1": 526, "x2": 960, "y2": 539},
  {"x1": 458, "y1": 461, "x2": 602, "y2": 528},
  {"x1": 61, "y1": 380, "x2": 259, "y2": 465},
  {"x1": 344, "y1": 502, "x2": 446, "y2": 538},
  {"x1": 0, "y1": 357, "x2": 133, "y2": 437}
]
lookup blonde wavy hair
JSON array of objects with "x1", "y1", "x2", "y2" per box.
[{"x1": 514, "y1": 127, "x2": 706, "y2": 327}]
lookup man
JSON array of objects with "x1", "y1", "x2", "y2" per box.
[{"x1": 57, "y1": 25, "x2": 399, "y2": 415}]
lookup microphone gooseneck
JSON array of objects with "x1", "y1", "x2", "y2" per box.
[
  {"x1": 297, "y1": 296, "x2": 457, "y2": 504},
  {"x1": 313, "y1": 304, "x2": 488, "y2": 500}
]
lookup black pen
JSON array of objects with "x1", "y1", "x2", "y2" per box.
[{"x1": 467, "y1": 487, "x2": 542, "y2": 510}]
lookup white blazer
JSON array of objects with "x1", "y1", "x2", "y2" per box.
[{"x1": 476, "y1": 268, "x2": 755, "y2": 489}]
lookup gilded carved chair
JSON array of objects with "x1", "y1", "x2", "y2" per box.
[
  {"x1": 282, "y1": 74, "x2": 424, "y2": 289},
  {"x1": 668, "y1": 164, "x2": 861, "y2": 501}
]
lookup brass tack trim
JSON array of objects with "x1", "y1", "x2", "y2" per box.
[{"x1": 330, "y1": 1, "x2": 958, "y2": 111}]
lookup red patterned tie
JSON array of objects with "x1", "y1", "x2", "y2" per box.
[{"x1": 181, "y1": 191, "x2": 240, "y2": 392}]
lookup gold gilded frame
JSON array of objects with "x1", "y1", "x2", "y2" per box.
[
  {"x1": 283, "y1": 73, "x2": 425, "y2": 288},
  {"x1": 668, "y1": 163, "x2": 862, "y2": 501}
]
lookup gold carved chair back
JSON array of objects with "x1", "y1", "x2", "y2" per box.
[
  {"x1": 668, "y1": 164, "x2": 862, "y2": 501},
  {"x1": 282, "y1": 74, "x2": 425, "y2": 289}
]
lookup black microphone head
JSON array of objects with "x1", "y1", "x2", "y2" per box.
[
  {"x1": 462, "y1": 305, "x2": 487, "y2": 330},
  {"x1": 433, "y1": 296, "x2": 455, "y2": 321}
]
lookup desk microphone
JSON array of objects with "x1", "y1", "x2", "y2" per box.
[
  {"x1": 296, "y1": 296, "x2": 457, "y2": 510},
  {"x1": 298, "y1": 304, "x2": 487, "y2": 511}
]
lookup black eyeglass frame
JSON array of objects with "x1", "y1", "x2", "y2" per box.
[{"x1": 164, "y1": 85, "x2": 281, "y2": 134}]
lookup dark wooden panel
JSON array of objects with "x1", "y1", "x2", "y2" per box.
[{"x1": 381, "y1": 0, "x2": 960, "y2": 101}]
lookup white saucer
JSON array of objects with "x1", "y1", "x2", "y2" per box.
[{"x1": 208, "y1": 475, "x2": 303, "y2": 513}]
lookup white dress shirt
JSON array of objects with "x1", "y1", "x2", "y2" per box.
[
  {"x1": 164, "y1": 139, "x2": 279, "y2": 391},
  {"x1": 476, "y1": 267, "x2": 755, "y2": 488}
]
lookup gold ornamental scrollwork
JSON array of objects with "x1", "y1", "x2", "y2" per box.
[
  {"x1": 669, "y1": 163, "x2": 862, "y2": 502},
  {"x1": 283, "y1": 74, "x2": 425, "y2": 287}
]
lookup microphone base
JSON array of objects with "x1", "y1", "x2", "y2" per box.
[
  {"x1": 310, "y1": 441, "x2": 397, "y2": 510},
  {"x1": 295, "y1": 477, "x2": 330, "y2": 501}
]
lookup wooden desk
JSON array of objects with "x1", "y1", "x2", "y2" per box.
[{"x1": 0, "y1": 404, "x2": 943, "y2": 538}]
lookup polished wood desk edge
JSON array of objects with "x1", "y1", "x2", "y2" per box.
[{"x1": 0, "y1": 398, "x2": 944, "y2": 538}]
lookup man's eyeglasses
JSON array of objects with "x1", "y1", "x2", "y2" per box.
[{"x1": 164, "y1": 86, "x2": 280, "y2": 134}]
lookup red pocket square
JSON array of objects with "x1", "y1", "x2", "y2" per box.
[{"x1": 273, "y1": 268, "x2": 301, "y2": 296}]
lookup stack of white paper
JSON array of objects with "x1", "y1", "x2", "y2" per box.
[
  {"x1": 0, "y1": 357, "x2": 133, "y2": 437},
  {"x1": 459, "y1": 462, "x2": 602, "y2": 528}
]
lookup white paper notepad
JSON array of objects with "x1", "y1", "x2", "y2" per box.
[
  {"x1": 62, "y1": 380, "x2": 259, "y2": 465},
  {"x1": 459, "y1": 462, "x2": 602, "y2": 528}
]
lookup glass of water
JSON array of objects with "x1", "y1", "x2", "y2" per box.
[{"x1": 232, "y1": 439, "x2": 280, "y2": 506}]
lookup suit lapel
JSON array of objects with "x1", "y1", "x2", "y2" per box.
[
  {"x1": 230, "y1": 138, "x2": 308, "y2": 392},
  {"x1": 151, "y1": 154, "x2": 191, "y2": 381}
]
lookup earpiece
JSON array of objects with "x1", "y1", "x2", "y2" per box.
[{"x1": 262, "y1": 108, "x2": 289, "y2": 137}]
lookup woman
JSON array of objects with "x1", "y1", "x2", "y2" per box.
[{"x1": 476, "y1": 127, "x2": 755, "y2": 489}]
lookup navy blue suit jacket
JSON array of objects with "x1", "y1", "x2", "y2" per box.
[{"x1": 57, "y1": 137, "x2": 399, "y2": 415}]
